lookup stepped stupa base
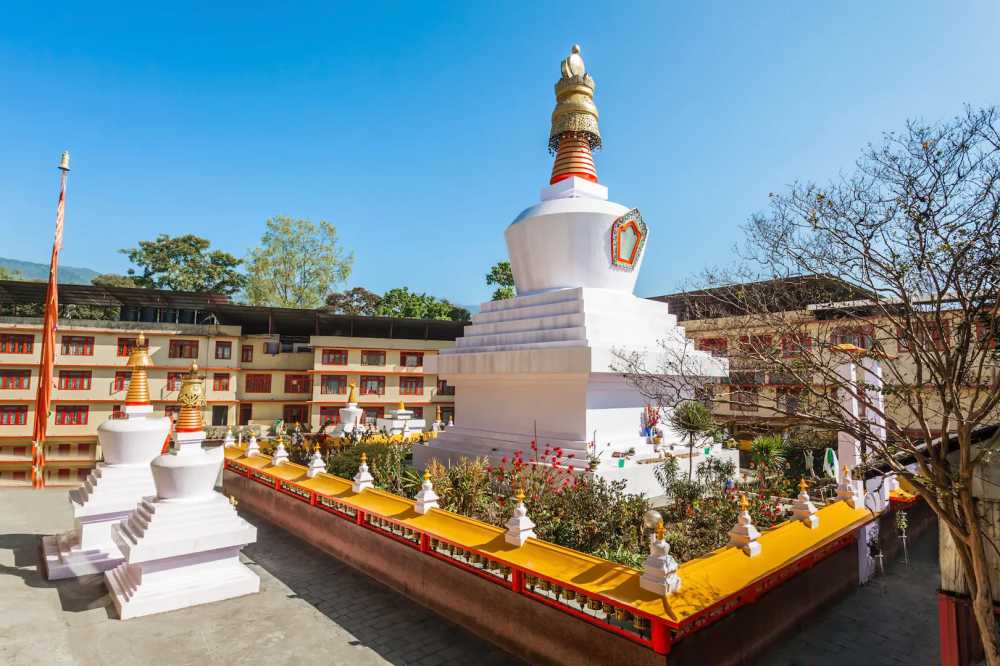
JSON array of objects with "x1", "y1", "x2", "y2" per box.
[
  {"x1": 43, "y1": 462, "x2": 161, "y2": 580},
  {"x1": 107, "y1": 493, "x2": 259, "y2": 620}
]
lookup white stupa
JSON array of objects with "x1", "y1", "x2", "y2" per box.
[
  {"x1": 325, "y1": 383, "x2": 364, "y2": 436},
  {"x1": 106, "y1": 363, "x2": 258, "y2": 619},
  {"x1": 376, "y1": 400, "x2": 425, "y2": 436},
  {"x1": 414, "y1": 45, "x2": 727, "y2": 495},
  {"x1": 43, "y1": 334, "x2": 170, "y2": 579}
]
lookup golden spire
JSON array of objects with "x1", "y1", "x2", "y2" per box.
[
  {"x1": 799, "y1": 478, "x2": 808, "y2": 493},
  {"x1": 314, "y1": 442, "x2": 321, "y2": 453},
  {"x1": 739, "y1": 494, "x2": 749, "y2": 512},
  {"x1": 360, "y1": 452, "x2": 367, "y2": 465},
  {"x1": 655, "y1": 521, "x2": 665, "y2": 541},
  {"x1": 423, "y1": 469, "x2": 431, "y2": 481},
  {"x1": 124, "y1": 332, "x2": 153, "y2": 405},
  {"x1": 347, "y1": 382, "x2": 358, "y2": 404},
  {"x1": 549, "y1": 44, "x2": 601, "y2": 153},
  {"x1": 174, "y1": 362, "x2": 206, "y2": 432},
  {"x1": 842, "y1": 465, "x2": 851, "y2": 480},
  {"x1": 436, "y1": 405, "x2": 442, "y2": 421},
  {"x1": 397, "y1": 400, "x2": 406, "y2": 412},
  {"x1": 515, "y1": 487, "x2": 525, "y2": 503}
]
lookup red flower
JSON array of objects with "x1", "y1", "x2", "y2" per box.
[
  {"x1": 567, "y1": 464, "x2": 574, "y2": 472},
  {"x1": 530, "y1": 441, "x2": 537, "y2": 451},
  {"x1": 501, "y1": 457, "x2": 508, "y2": 464}
]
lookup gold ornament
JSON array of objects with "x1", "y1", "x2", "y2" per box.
[
  {"x1": 124, "y1": 332, "x2": 153, "y2": 405},
  {"x1": 174, "y1": 362, "x2": 206, "y2": 432},
  {"x1": 549, "y1": 44, "x2": 601, "y2": 152}
]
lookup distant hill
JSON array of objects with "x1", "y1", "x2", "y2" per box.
[{"x1": 0, "y1": 257, "x2": 100, "y2": 284}]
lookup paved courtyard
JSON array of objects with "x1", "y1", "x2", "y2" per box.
[
  {"x1": 0, "y1": 488, "x2": 520, "y2": 666},
  {"x1": 760, "y1": 525, "x2": 940, "y2": 665}
]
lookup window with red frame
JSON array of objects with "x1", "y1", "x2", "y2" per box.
[
  {"x1": 319, "y1": 406, "x2": 340, "y2": 425},
  {"x1": 283, "y1": 405, "x2": 308, "y2": 423},
  {"x1": 215, "y1": 341, "x2": 232, "y2": 359},
  {"x1": 169, "y1": 339, "x2": 198, "y2": 359},
  {"x1": 245, "y1": 374, "x2": 271, "y2": 393},
  {"x1": 0, "y1": 334, "x2": 34, "y2": 354},
  {"x1": 830, "y1": 325, "x2": 874, "y2": 350},
  {"x1": 0, "y1": 405, "x2": 27, "y2": 425},
  {"x1": 57, "y1": 444, "x2": 71, "y2": 455},
  {"x1": 213, "y1": 373, "x2": 230, "y2": 391},
  {"x1": 897, "y1": 322, "x2": 950, "y2": 352},
  {"x1": 399, "y1": 351, "x2": 424, "y2": 367},
  {"x1": 322, "y1": 349, "x2": 348, "y2": 365},
  {"x1": 361, "y1": 350, "x2": 385, "y2": 366},
  {"x1": 117, "y1": 337, "x2": 137, "y2": 357},
  {"x1": 0, "y1": 370, "x2": 30, "y2": 389},
  {"x1": 241, "y1": 345, "x2": 253, "y2": 362},
  {"x1": 410, "y1": 406, "x2": 423, "y2": 419},
  {"x1": 61, "y1": 335, "x2": 94, "y2": 356},
  {"x1": 436, "y1": 379, "x2": 455, "y2": 396},
  {"x1": 362, "y1": 406, "x2": 383, "y2": 424},
  {"x1": 738, "y1": 335, "x2": 774, "y2": 357},
  {"x1": 114, "y1": 371, "x2": 131, "y2": 392},
  {"x1": 167, "y1": 372, "x2": 184, "y2": 391},
  {"x1": 732, "y1": 386, "x2": 759, "y2": 412},
  {"x1": 58, "y1": 370, "x2": 92, "y2": 390},
  {"x1": 284, "y1": 374, "x2": 311, "y2": 394},
  {"x1": 696, "y1": 338, "x2": 728, "y2": 358},
  {"x1": 320, "y1": 375, "x2": 347, "y2": 395},
  {"x1": 238, "y1": 404, "x2": 252, "y2": 425},
  {"x1": 781, "y1": 335, "x2": 813, "y2": 357},
  {"x1": 55, "y1": 405, "x2": 89, "y2": 425},
  {"x1": 112, "y1": 404, "x2": 125, "y2": 420},
  {"x1": 400, "y1": 376, "x2": 423, "y2": 395},
  {"x1": 360, "y1": 376, "x2": 385, "y2": 395}
]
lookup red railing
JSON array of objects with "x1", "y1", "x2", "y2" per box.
[{"x1": 224, "y1": 458, "x2": 861, "y2": 656}]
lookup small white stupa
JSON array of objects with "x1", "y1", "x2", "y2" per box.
[
  {"x1": 43, "y1": 333, "x2": 170, "y2": 579},
  {"x1": 376, "y1": 400, "x2": 425, "y2": 436},
  {"x1": 106, "y1": 363, "x2": 259, "y2": 619}
]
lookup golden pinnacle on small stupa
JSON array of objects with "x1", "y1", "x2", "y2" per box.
[
  {"x1": 515, "y1": 487, "x2": 525, "y2": 503},
  {"x1": 360, "y1": 452, "x2": 367, "y2": 464},
  {"x1": 739, "y1": 494, "x2": 749, "y2": 512},
  {"x1": 423, "y1": 469, "x2": 431, "y2": 481},
  {"x1": 124, "y1": 332, "x2": 153, "y2": 405},
  {"x1": 799, "y1": 478, "x2": 808, "y2": 493},
  {"x1": 655, "y1": 520, "x2": 665, "y2": 541},
  {"x1": 174, "y1": 361, "x2": 206, "y2": 432}
]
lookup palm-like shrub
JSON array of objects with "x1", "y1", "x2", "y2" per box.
[{"x1": 667, "y1": 400, "x2": 716, "y2": 481}]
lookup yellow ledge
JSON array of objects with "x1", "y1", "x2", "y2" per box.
[{"x1": 224, "y1": 445, "x2": 875, "y2": 626}]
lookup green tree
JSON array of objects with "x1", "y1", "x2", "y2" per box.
[
  {"x1": 0, "y1": 267, "x2": 23, "y2": 281},
  {"x1": 486, "y1": 260, "x2": 515, "y2": 300},
  {"x1": 244, "y1": 216, "x2": 353, "y2": 308},
  {"x1": 667, "y1": 400, "x2": 715, "y2": 482},
  {"x1": 121, "y1": 234, "x2": 245, "y2": 295},
  {"x1": 325, "y1": 287, "x2": 382, "y2": 316},
  {"x1": 376, "y1": 287, "x2": 470, "y2": 321},
  {"x1": 91, "y1": 273, "x2": 137, "y2": 288}
]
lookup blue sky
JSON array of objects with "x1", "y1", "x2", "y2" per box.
[{"x1": 1, "y1": 2, "x2": 997, "y2": 305}]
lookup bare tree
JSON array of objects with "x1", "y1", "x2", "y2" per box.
[{"x1": 615, "y1": 107, "x2": 1000, "y2": 662}]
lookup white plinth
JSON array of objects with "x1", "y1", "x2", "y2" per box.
[
  {"x1": 43, "y1": 406, "x2": 169, "y2": 580},
  {"x1": 106, "y1": 428, "x2": 258, "y2": 619},
  {"x1": 413, "y1": 287, "x2": 726, "y2": 496},
  {"x1": 107, "y1": 494, "x2": 258, "y2": 619},
  {"x1": 375, "y1": 416, "x2": 426, "y2": 436}
]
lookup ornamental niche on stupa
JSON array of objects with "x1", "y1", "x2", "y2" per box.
[{"x1": 414, "y1": 46, "x2": 729, "y2": 496}]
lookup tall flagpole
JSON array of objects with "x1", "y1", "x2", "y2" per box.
[{"x1": 31, "y1": 151, "x2": 70, "y2": 489}]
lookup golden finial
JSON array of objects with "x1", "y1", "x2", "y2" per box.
[
  {"x1": 360, "y1": 452, "x2": 367, "y2": 465},
  {"x1": 739, "y1": 494, "x2": 749, "y2": 512},
  {"x1": 842, "y1": 465, "x2": 851, "y2": 479},
  {"x1": 515, "y1": 487, "x2": 525, "y2": 503},
  {"x1": 549, "y1": 44, "x2": 601, "y2": 153},
  {"x1": 314, "y1": 442, "x2": 321, "y2": 453},
  {"x1": 58, "y1": 150, "x2": 71, "y2": 172},
  {"x1": 423, "y1": 469, "x2": 431, "y2": 481},
  {"x1": 398, "y1": 400, "x2": 406, "y2": 412},
  {"x1": 436, "y1": 406, "x2": 442, "y2": 421},
  {"x1": 174, "y1": 362, "x2": 206, "y2": 432},
  {"x1": 124, "y1": 332, "x2": 153, "y2": 405},
  {"x1": 655, "y1": 520, "x2": 665, "y2": 541},
  {"x1": 347, "y1": 382, "x2": 358, "y2": 403},
  {"x1": 799, "y1": 478, "x2": 808, "y2": 493}
]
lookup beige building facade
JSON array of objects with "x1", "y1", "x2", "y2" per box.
[{"x1": 0, "y1": 281, "x2": 462, "y2": 487}]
